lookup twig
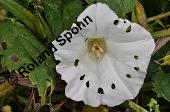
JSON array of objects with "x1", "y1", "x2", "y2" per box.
[
  {"x1": 152, "y1": 36, "x2": 170, "y2": 55},
  {"x1": 53, "y1": 99, "x2": 68, "y2": 112},
  {"x1": 148, "y1": 11, "x2": 170, "y2": 22},
  {"x1": 17, "y1": 77, "x2": 36, "y2": 88},
  {"x1": 24, "y1": 88, "x2": 35, "y2": 112}
]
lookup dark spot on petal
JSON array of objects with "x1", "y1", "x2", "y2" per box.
[
  {"x1": 134, "y1": 55, "x2": 139, "y2": 60},
  {"x1": 85, "y1": 38, "x2": 88, "y2": 42},
  {"x1": 124, "y1": 21, "x2": 126, "y2": 23},
  {"x1": 11, "y1": 55, "x2": 19, "y2": 62},
  {"x1": 159, "y1": 59, "x2": 164, "y2": 64},
  {"x1": 56, "y1": 60, "x2": 61, "y2": 65},
  {"x1": 126, "y1": 74, "x2": 131, "y2": 78},
  {"x1": 111, "y1": 83, "x2": 115, "y2": 89},
  {"x1": 74, "y1": 59, "x2": 79, "y2": 67},
  {"x1": 80, "y1": 74, "x2": 85, "y2": 80},
  {"x1": 98, "y1": 87, "x2": 104, "y2": 94},
  {"x1": 126, "y1": 25, "x2": 131, "y2": 33},
  {"x1": 86, "y1": 81, "x2": 89, "y2": 88},
  {"x1": 134, "y1": 67, "x2": 139, "y2": 71},
  {"x1": 113, "y1": 20, "x2": 119, "y2": 25}
]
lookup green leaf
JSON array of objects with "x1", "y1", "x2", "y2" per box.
[
  {"x1": 153, "y1": 71, "x2": 170, "y2": 102},
  {"x1": 85, "y1": 0, "x2": 136, "y2": 18},
  {"x1": 0, "y1": 20, "x2": 55, "y2": 104},
  {"x1": 61, "y1": 0, "x2": 84, "y2": 30},
  {"x1": 0, "y1": 0, "x2": 52, "y2": 41},
  {"x1": 43, "y1": 0, "x2": 62, "y2": 39},
  {"x1": 43, "y1": 0, "x2": 84, "y2": 39},
  {"x1": 0, "y1": 0, "x2": 36, "y2": 31}
]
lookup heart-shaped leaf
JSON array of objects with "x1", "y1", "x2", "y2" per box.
[{"x1": 0, "y1": 20, "x2": 55, "y2": 104}]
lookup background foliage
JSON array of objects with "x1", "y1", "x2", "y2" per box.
[{"x1": 0, "y1": 0, "x2": 170, "y2": 112}]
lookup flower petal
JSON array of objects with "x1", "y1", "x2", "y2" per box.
[
  {"x1": 83, "y1": 76, "x2": 101, "y2": 107},
  {"x1": 76, "y1": 3, "x2": 118, "y2": 38},
  {"x1": 56, "y1": 62, "x2": 78, "y2": 83},
  {"x1": 107, "y1": 18, "x2": 153, "y2": 43},
  {"x1": 76, "y1": 3, "x2": 96, "y2": 38},
  {"x1": 97, "y1": 55, "x2": 135, "y2": 106},
  {"x1": 109, "y1": 56, "x2": 146, "y2": 95},
  {"x1": 95, "y1": 3, "x2": 118, "y2": 37},
  {"x1": 64, "y1": 55, "x2": 101, "y2": 107},
  {"x1": 65, "y1": 74, "x2": 101, "y2": 107},
  {"x1": 107, "y1": 38, "x2": 155, "y2": 73},
  {"x1": 52, "y1": 31, "x2": 85, "y2": 62},
  {"x1": 65, "y1": 74, "x2": 87, "y2": 101}
]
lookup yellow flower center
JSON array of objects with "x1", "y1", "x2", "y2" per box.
[{"x1": 87, "y1": 37, "x2": 107, "y2": 60}]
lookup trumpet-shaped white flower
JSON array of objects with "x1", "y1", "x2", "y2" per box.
[{"x1": 52, "y1": 3, "x2": 155, "y2": 107}]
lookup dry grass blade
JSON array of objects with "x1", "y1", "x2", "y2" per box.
[
  {"x1": 134, "y1": 0, "x2": 148, "y2": 29},
  {"x1": 152, "y1": 36, "x2": 170, "y2": 55},
  {"x1": 53, "y1": 99, "x2": 68, "y2": 112},
  {"x1": 0, "y1": 81, "x2": 15, "y2": 96}
]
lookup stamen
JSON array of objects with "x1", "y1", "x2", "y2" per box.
[{"x1": 91, "y1": 44, "x2": 104, "y2": 59}]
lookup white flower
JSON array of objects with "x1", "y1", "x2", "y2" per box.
[{"x1": 52, "y1": 3, "x2": 155, "y2": 107}]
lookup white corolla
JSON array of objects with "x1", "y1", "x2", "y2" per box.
[{"x1": 52, "y1": 3, "x2": 155, "y2": 107}]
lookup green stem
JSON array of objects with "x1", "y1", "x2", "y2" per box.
[
  {"x1": 152, "y1": 29, "x2": 170, "y2": 39},
  {"x1": 148, "y1": 11, "x2": 170, "y2": 22},
  {"x1": 128, "y1": 100, "x2": 148, "y2": 112}
]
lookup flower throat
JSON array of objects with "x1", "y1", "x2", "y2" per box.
[{"x1": 87, "y1": 37, "x2": 107, "y2": 60}]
